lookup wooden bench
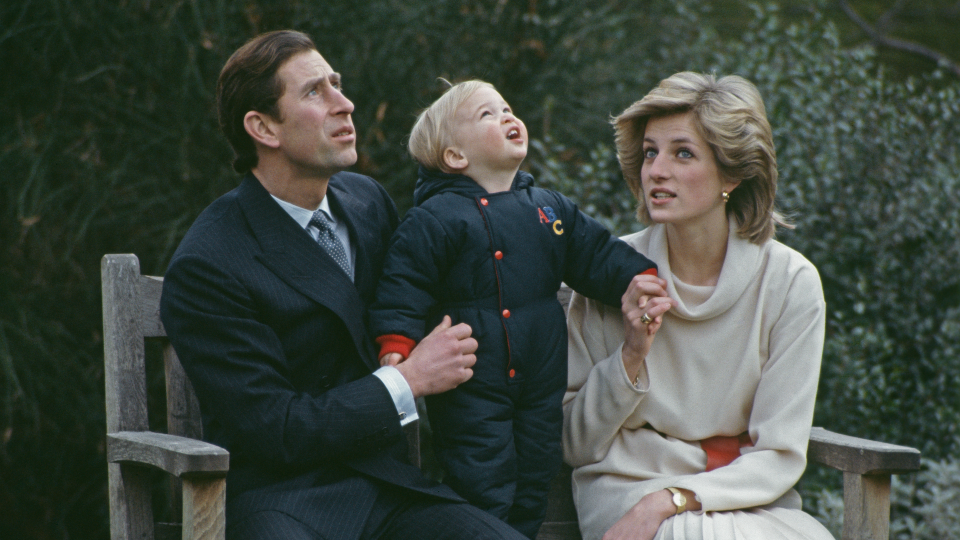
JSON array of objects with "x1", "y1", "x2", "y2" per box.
[
  {"x1": 102, "y1": 254, "x2": 921, "y2": 540},
  {"x1": 103, "y1": 254, "x2": 229, "y2": 540}
]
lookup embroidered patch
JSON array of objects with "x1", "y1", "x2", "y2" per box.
[{"x1": 537, "y1": 206, "x2": 564, "y2": 235}]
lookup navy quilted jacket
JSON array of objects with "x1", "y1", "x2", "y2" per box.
[{"x1": 369, "y1": 167, "x2": 655, "y2": 379}]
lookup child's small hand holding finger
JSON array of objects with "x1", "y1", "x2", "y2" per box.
[{"x1": 380, "y1": 352, "x2": 404, "y2": 367}]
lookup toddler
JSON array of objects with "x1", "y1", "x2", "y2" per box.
[{"x1": 369, "y1": 80, "x2": 656, "y2": 538}]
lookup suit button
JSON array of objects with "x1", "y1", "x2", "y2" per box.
[
  {"x1": 509, "y1": 369, "x2": 516, "y2": 378},
  {"x1": 494, "y1": 250, "x2": 503, "y2": 260},
  {"x1": 502, "y1": 309, "x2": 510, "y2": 318},
  {"x1": 480, "y1": 198, "x2": 489, "y2": 206}
]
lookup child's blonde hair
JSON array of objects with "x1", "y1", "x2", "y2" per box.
[{"x1": 408, "y1": 79, "x2": 494, "y2": 171}]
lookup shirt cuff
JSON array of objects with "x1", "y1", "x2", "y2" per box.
[{"x1": 373, "y1": 366, "x2": 419, "y2": 426}]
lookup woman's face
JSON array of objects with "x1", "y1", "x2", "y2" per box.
[{"x1": 640, "y1": 111, "x2": 739, "y2": 229}]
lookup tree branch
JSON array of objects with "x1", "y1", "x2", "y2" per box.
[
  {"x1": 874, "y1": 0, "x2": 907, "y2": 33},
  {"x1": 839, "y1": 0, "x2": 960, "y2": 77}
]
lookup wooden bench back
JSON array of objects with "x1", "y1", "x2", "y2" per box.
[
  {"x1": 102, "y1": 253, "x2": 203, "y2": 536},
  {"x1": 103, "y1": 254, "x2": 201, "y2": 439}
]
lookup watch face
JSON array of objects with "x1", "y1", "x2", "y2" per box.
[
  {"x1": 667, "y1": 487, "x2": 686, "y2": 513},
  {"x1": 672, "y1": 491, "x2": 686, "y2": 512}
]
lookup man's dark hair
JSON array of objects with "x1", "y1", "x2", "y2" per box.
[{"x1": 217, "y1": 30, "x2": 317, "y2": 173}]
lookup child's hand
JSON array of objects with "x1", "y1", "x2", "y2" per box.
[{"x1": 380, "y1": 352, "x2": 404, "y2": 367}]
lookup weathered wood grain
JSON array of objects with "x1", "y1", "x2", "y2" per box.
[
  {"x1": 182, "y1": 476, "x2": 227, "y2": 540},
  {"x1": 103, "y1": 254, "x2": 229, "y2": 540},
  {"x1": 809, "y1": 426, "x2": 921, "y2": 475},
  {"x1": 842, "y1": 471, "x2": 892, "y2": 540},
  {"x1": 107, "y1": 431, "x2": 229, "y2": 477}
]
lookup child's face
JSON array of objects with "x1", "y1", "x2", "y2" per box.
[{"x1": 448, "y1": 87, "x2": 528, "y2": 174}]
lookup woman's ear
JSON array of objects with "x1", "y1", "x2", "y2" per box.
[
  {"x1": 243, "y1": 110, "x2": 281, "y2": 149},
  {"x1": 442, "y1": 147, "x2": 468, "y2": 172},
  {"x1": 723, "y1": 179, "x2": 742, "y2": 196}
]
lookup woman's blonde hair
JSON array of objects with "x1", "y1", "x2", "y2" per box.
[
  {"x1": 614, "y1": 72, "x2": 790, "y2": 244},
  {"x1": 408, "y1": 79, "x2": 494, "y2": 171}
]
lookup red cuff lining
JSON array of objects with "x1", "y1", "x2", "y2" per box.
[{"x1": 376, "y1": 334, "x2": 416, "y2": 360}]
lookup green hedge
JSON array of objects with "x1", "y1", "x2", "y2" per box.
[
  {"x1": 1, "y1": 0, "x2": 957, "y2": 537},
  {"x1": 529, "y1": 6, "x2": 960, "y2": 534},
  {"x1": 533, "y1": 5, "x2": 960, "y2": 460}
]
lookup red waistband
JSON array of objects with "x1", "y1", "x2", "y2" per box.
[
  {"x1": 643, "y1": 426, "x2": 753, "y2": 472},
  {"x1": 700, "y1": 432, "x2": 753, "y2": 471}
]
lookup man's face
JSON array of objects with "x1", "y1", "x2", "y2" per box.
[{"x1": 271, "y1": 50, "x2": 357, "y2": 178}]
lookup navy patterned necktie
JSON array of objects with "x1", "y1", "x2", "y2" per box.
[{"x1": 309, "y1": 209, "x2": 352, "y2": 280}]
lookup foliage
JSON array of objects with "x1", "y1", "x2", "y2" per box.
[
  {"x1": 299, "y1": 0, "x2": 713, "y2": 209},
  {"x1": 806, "y1": 484, "x2": 844, "y2": 537},
  {"x1": 1, "y1": 0, "x2": 957, "y2": 537},
  {"x1": 891, "y1": 456, "x2": 960, "y2": 539},
  {"x1": 806, "y1": 456, "x2": 960, "y2": 539},
  {"x1": 0, "y1": 0, "x2": 717, "y2": 536},
  {"x1": 528, "y1": 5, "x2": 960, "y2": 534},
  {"x1": 720, "y1": 6, "x2": 960, "y2": 461},
  {"x1": 532, "y1": 4, "x2": 960, "y2": 462}
]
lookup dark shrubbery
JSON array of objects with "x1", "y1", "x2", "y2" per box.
[
  {"x1": 0, "y1": 1, "x2": 708, "y2": 536},
  {"x1": 1, "y1": 0, "x2": 957, "y2": 537}
]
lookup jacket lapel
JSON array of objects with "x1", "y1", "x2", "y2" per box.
[{"x1": 236, "y1": 174, "x2": 377, "y2": 369}]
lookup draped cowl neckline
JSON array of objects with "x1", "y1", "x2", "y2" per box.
[{"x1": 643, "y1": 217, "x2": 762, "y2": 321}]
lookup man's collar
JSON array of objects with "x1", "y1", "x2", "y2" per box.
[{"x1": 271, "y1": 193, "x2": 335, "y2": 229}]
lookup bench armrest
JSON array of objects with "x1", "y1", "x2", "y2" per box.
[
  {"x1": 107, "y1": 431, "x2": 229, "y2": 478},
  {"x1": 808, "y1": 426, "x2": 920, "y2": 475}
]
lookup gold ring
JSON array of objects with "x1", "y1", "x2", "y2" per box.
[{"x1": 640, "y1": 313, "x2": 653, "y2": 325}]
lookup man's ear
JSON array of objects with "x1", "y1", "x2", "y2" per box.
[
  {"x1": 243, "y1": 110, "x2": 281, "y2": 149},
  {"x1": 442, "y1": 147, "x2": 468, "y2": 172}
]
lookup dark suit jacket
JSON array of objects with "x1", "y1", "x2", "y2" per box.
[{"x1": 160, "y1": 173, "x2": 462, "y2": 540}]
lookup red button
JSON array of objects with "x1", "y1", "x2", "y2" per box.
[
  {"x1": 494, "y1": 251, "x2": 503, "y2": 260},
  {"x1": 480, "y1": 198, "x2": 489, "y2": 206},
  {"x1": 502, "y1": 309, "x2": 510, "y2": 318},
  {"x1": 509, "y1": 369, "x2": 516, "y2": 378}
]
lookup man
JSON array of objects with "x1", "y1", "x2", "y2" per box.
[{"x1": 159, "y1": 30, "x2": 527, "y2": 540}]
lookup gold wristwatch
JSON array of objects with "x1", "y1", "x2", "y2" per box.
[{"x1": 666, "y1": 487, "x2": 686, "y2": 514}]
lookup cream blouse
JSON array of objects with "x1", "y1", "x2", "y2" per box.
[{"x1": 562, "y1": 221, "x2": 827, "y2": 537}]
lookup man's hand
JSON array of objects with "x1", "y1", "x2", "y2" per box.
[{"x1": 396, "y1": 315, "x2": 477, "y2": 398}]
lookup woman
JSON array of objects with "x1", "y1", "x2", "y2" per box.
[{"x1": 562, "y1": 72, "x2": 834, "y2": 540}]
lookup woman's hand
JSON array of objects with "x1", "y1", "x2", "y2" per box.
[
  {"x1": 602, "y1": 489, "x2": 676, "y2": 540},
  {"x1": 621, "y1": 274, "x2": 673, "y2": 379}
]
